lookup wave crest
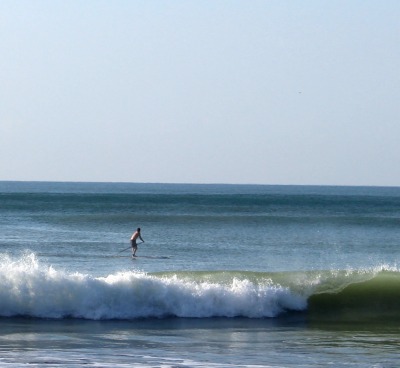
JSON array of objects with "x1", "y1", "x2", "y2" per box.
[{"x1": 0, "y1": 254, "x2": 306, "y2": 320}]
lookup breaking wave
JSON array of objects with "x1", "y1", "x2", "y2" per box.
[{"x1": 0, "y1": 254, "x2": 398, "y2": 321}]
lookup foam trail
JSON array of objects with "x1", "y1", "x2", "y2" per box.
[{"x1": 0, "y1": 254, "x2": 306, "y2": 320}]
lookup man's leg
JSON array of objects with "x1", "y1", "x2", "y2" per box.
[
  {"x1": 131, "y1": 240, "x2": 137, "y2": 257},
  {"x1": 132, "y1": 243, "x2": 137, "y2": 257}
]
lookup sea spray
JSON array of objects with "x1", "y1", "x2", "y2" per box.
[{"x1": 0, "y1": 254, "x2": 307, "y2": 320}]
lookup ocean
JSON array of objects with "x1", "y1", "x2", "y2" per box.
[{"x1": 0, "y1": 181, "x2": 399, "y2": 367}]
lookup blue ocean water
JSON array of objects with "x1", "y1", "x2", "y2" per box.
[{"x1": 0, "y1": 181, "x2": 400, "y2": 367}]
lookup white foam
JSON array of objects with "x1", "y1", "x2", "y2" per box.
[{"x1": 0, "y1": 254, "x2": 307, "y2": 320}]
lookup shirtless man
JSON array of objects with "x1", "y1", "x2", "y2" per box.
[{"x1": 130, "y1": 227, "x2": 144, "y2": 257}]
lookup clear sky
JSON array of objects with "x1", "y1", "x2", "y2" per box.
[{"x1": 1, "y1": 1, "x2": 399, "y2": 186}]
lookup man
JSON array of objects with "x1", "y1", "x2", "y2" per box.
[{"x1": 130, "y1": 227, "x2": 144, "y2": 257}]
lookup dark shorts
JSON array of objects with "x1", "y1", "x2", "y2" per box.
[{"x1": 131, "y1": 239, "x2": 137, "y2": 248}]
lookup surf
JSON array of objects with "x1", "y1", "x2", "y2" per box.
[
  {"x1": 0, "y1": 253, "x2": 398, "y2": 322},
  {"x1": 0, "y1": 254, "x2": 306, "y2": 320}
]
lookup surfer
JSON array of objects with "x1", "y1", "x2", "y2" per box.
[{"x1": 130, "y1": 227, "x2": 144, "y2": 257}]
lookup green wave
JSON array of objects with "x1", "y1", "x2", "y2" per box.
[{"x1": 308, "y1": 270, "x2": 400, "y2": 322}]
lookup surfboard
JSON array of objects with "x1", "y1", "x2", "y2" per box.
[{"x1": 131, "y1": 255, "x2": 170, "y2": 260}]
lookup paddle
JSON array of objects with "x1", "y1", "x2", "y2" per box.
[{"x1": 117, "y1": 241, "x2": 144, "y2": 254}]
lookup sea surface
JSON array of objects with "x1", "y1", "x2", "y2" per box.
[{"x1": 0, "y1": 181, "x2": 400, "y2": 367}]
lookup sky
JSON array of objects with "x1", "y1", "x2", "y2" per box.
[{"x1": 1, "y1": 1, "x2": 399, "y2": 186}]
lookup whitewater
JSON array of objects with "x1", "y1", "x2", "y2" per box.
[
  {"x1": 0, "y1": 253, "x2": 306, "y2": 320},
  {"x1": 1, "y1": 253, "x2": 399, "y2": 323}
]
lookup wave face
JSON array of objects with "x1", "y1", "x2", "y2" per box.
[
  {"x1": 0, "y1": 254, "x2": 398, "y2": 321},
  {"x1": 308, "y1": 269, "x2": 400, "y2": 322}
]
